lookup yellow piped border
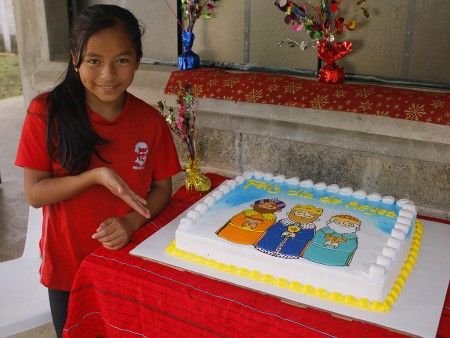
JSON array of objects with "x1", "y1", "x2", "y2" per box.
[{"x1": 166, "y1": 220, "x2": 423, "y2": 312}]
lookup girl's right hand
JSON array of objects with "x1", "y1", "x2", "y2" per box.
[
  {"x1": 23, "y1": 167, "x2": 149, "y2": 219},
  {"x1": 94, "y1": 167, "x2": 150, "y2": 219}
]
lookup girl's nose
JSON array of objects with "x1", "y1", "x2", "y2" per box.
[{"x1": 101, "y1": 63, "x2": 116, "y2": 79}]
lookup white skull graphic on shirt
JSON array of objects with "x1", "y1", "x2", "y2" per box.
[{"x1": 134, "y1": 142, "x2": 148, "y2": 168}]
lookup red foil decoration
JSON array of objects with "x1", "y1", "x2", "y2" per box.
[{"x1": 317, "y1": 41, "x2": 352, "y2": 84}]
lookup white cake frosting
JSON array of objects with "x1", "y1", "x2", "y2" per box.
[{"x1": 169, "y1": 172, "x2": 422, "y2": 311}]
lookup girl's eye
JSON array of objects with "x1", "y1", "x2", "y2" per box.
[
  {"x1": 87, "y1": 59, "x2": 100, "y2": 65},
  {"x1": 117, "y1": 58, "x2": 129, "y2": 64}
]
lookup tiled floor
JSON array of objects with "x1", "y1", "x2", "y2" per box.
[{"x1": 0, "y1": 96, "x2": 56, "y2": 337}]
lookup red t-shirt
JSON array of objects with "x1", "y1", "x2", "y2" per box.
[{"x1": 16, "y1": 92, "x2": 181, "y2": 290}]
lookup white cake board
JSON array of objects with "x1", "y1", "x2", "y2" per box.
[{"x1": 131, "y1": 205, "x2": 450, "y2": 338}]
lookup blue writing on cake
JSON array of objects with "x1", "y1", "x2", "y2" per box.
[
  {"x1": 244, "y1": 179, "x2": 281, "y2": 194},
  {"x1": 345, "y1": 201, "x2": 396, "y2": 218},
  {"x1": 286, "y1": 189, "x2": 314, "y2": 199},
  {"x1": 320, "y1": 196, "x2": 343, "y2": 205}
]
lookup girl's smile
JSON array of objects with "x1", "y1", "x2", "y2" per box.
[{"x1": 75, "y1": 25, "x2": 140, "y2": 121}]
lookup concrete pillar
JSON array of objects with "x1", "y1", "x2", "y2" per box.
[{"x1": 12, "y1": 0, "x2": 69, "y2": 105}]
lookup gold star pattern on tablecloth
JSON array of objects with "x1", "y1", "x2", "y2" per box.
[{"x1": 165, "y1": 68, "x2": 450, "y2": 126}]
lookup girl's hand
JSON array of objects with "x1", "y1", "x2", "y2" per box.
[
  {"x1": 23, "y1": 167, "x2": 150, "y2": 221},
  {"x1": 92, "y1": 177, "x2": 173, "y2": 250},
  {"x1": 94, "y1": 167, "x2": 150, "y2": 219},
  {"x1": 92, "y1": 216, "x2": 135, "y2": 250}
]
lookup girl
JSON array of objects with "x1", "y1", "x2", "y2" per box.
[{"x1": 15, "y1": 5, "x2": 181, "y2": 337}]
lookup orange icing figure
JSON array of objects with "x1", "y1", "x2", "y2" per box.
[{"x1": 216, "y1": 199, "x2": 286, "y2": 245}]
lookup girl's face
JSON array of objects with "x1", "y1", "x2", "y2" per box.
[{"x1": 75, "y1": 25, "x2": 139, "y2": 119}]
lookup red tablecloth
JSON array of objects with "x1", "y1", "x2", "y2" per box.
[
  {"x1": 165, "y1": 68, "x2": 450, "y2": 126},
  {"x1": 64, "y1": 174, "x2": 450, "y2": 337}
]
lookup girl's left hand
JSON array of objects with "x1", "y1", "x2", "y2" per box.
[
  {"x1": 92, "y1": 216, "x2": 135, "y2": 250},
  {"x1": 92, "y1": 177, "x2": 173, "y2": 250}
]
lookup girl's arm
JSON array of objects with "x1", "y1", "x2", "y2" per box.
[
  {"x1": 23, "y1": 167, "x2": 150, "y2": 218},
  {"x1": 117, "y1": 177, "x2": 173, "y2": 227},
  {"x1": 92, "y1": 177, "x2": 173, "y2": 250}
]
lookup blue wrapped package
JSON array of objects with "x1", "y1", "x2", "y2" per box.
[{"x1": 178, "y1": 31, "x2": 200, "y2": 70}]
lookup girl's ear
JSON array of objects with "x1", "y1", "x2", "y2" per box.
[
  {"x1": 135, "y1": 60, "x2": 140, "y2": 71},
  {"x1": 71, "y1": 51, "x2": 78, "y2": 67}
]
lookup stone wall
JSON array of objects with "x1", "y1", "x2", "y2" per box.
[{"x1": 191, "y1": 126, "x2": 449, "y2": 218}]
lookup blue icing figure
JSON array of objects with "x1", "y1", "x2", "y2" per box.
[
  {"x1": 302, "y1": 214, "x2": 361, "y2": 266},
  {"x1": 255, "y1": 204, "x2": 323, "y2": 259}
]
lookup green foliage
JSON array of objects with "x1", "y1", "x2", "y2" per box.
[{"x1": 0, "y1": 53, "x2": 22, "y2": 99}]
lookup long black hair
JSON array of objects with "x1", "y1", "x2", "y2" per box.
[{"x1": 46, "y1": 4, "x2": 144, "y2": 175}]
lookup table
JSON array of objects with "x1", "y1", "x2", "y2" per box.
[{"x1": 63, "y1": 174, "x2": 450, "y2": 338}]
